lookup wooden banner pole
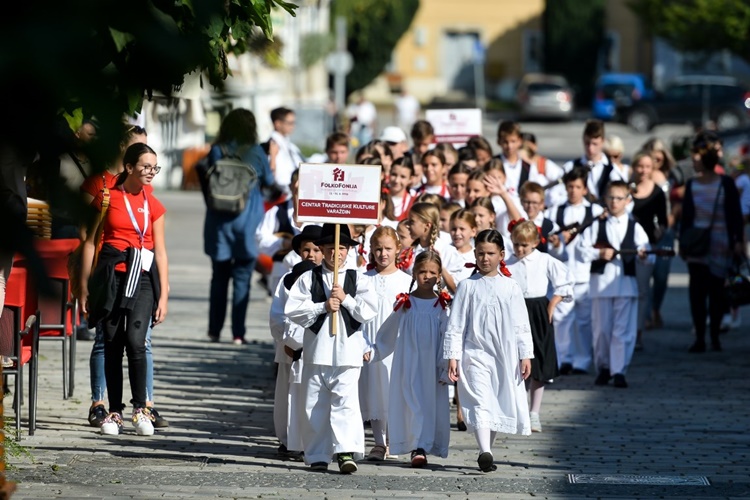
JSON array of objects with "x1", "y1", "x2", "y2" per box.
[{"x1": 331, "y1": 224, "x2": 340, "y2": 336}]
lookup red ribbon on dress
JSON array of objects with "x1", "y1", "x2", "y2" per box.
[
  {"x1": 500, "y1": 259, "x2": 512, "y2": 277},
  {"x1": 434, "y1": 290, "x2": 452, "y2": 309},
  {"x1": 394, "y1": 293, "x2": 411, "y2": 311}
]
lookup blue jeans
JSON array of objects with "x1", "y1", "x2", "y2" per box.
[
  {"x1": 90, "y1": 323, "x2": 154, "y2": 403},
  {"x1": 208, "y1": 258, "x2": 255, "y2": 340},
  {"x1": 649, "y1": 228, "x2": 675, "y2": 315}
]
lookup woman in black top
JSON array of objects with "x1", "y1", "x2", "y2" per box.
[
  {"x1": 680, "y1": 132, "x2": 743, "y2": 353},
  {"x1": 630, "y1": 151, "x2": 668, "y2": 349}
]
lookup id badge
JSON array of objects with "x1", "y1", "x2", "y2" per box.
[{"x1": 141, "y1": 248, "x2": 154, "y2": 272}]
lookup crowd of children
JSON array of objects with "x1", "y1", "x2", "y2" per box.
[{"x1": 263, "y1": 117, "x2": 670, "y2": 475}]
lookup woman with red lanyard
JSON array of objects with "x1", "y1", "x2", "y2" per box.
[{"x1": 80, "y1": 143, "x2": 169, "y2": 436}]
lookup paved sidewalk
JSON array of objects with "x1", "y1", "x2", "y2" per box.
[{"x1": 6, "y1": 190, "x2": 750, "y2": 499}]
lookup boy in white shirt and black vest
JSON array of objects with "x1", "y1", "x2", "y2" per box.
[
  {"x1": 547, "y1": 166, "x2": 606, "y2": 375},
  {"x1": 553, "y1": 119, "x2": 616, "y2": 207},
  {"x1": 576, "y1": 181, "x2": 651, "y2": 389},
  {"x1": 284, "y1": 223, "x2": 378, "y2": 473}
]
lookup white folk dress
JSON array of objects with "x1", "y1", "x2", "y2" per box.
[
  {"x1": 374, "y1": 296, "x2": 451, "y2": 457},
  {"x1": 444, "y1": 274, "x2": 534, "y2": 435},
  {"x1": 359, "y1": 268, "x2": 413, "y2": 422}
]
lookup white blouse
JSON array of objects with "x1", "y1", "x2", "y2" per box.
[{"x1": 505, "y1": 249, "x2": 574, "y2": 301}]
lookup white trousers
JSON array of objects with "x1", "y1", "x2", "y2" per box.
[
  {"x1": 591, "y1": 297, "x2": 637, "y2": 375},
  {"x1": 301, "y1": 364, "x2": 364, "y2": 464},
  {"x1": 273, "y1": 361, "x2": 305, "y2": 451},
  {"x1": 553, "y1": 282, "x2": 593, "y2": 370}
]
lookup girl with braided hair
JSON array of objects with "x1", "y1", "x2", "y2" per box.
[
  {"x1": 444, "y1": 229, "x2": 533, "y2": 473},
  {"x1": 369, "y1": 250, "x2": 451, "y2": 468},
  {"x1": 359, "y1": 227, "x2": 412, "y2": 461},
  {"x1": 403, "y1": 202, "x2": 463, "y2": 292}
]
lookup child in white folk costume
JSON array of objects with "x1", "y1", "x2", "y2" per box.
[
  {"x1": 576, "y1": 180, "x2": 651, "y2": 389},
  {"x1": 505, "y1": 220, "x2": 574, "y2": 433},
  {"x1": 445, "y1": 229, "x2": 534, "y2": 473},
  {"x1": 284, "y1": 224, "x2": 378, "y2": 474},
  {"x1": 449, "y1": 209, "x2": 478, "y2": 283},
  {"x1": 402, "y1": 202, "x2": 463, "y2": 293},
  {"x1": 268, "y1": 226, "x2": 323, "y2": 460},
  {"x1": 359, "y1": 226, "x2": 413, "y2": 461},
  {"x1": 371, "y1": 251, "x2": 452, "y2": 468}
]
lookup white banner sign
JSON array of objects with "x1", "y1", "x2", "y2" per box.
[
  {"x1": 297, "y1": 163, "x2": 382, "y2": 224},
  {"x1": 425, "y1": 108, "x2": 483, "y2": 146}
]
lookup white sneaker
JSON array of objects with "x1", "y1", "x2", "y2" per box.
[
  {"x1": 720, "y1": 314, "x2": 732, "y2": 331},
  {"x1": 731, "y1": 315, "x2": 742, "y2": 330},
  {"x1": 530, "y1": 412, "x2": 542, "y2": 433},
  {"x1": 132, "y1": 408, "x2": 155, "y2": 436},
  {"x1": 100, "y1": 412, "x2": 124, "y2": 435}
]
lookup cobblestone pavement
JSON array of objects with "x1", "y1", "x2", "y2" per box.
[{"x1": 6, "y1": 191, "x2": 750, "y2": 499}]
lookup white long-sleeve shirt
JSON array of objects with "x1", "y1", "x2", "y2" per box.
[
  {"x1": 285, "y1": 265, "x2": 378, "y2": 367},
  {"x1": 576, "y1": 213, "x2": 651, "y2": 298},
  {"x1": 505, "y1": 249, "x2": 574, "y2": 301},
  {"x1": 545, "y1": 201, "x2": 605, "y2": 283}
]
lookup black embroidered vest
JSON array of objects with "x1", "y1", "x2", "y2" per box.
[
  {"x1": 309, "y1": 266, "x2": 361, "y2": 337},
  {"x1": 590, "y1": 218, "x2": 636, "y2": 276}
]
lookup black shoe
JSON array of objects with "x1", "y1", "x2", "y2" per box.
[
  {"x1": 149, "y1": 407, "x2": 169, "y2": 428},
  {"x1": 613, "y1": 374, "x2": 628, "y2": 388},
  {"x1": 310, "y1": 461, "x2": 328, "y2": 472},
  {"x1": 688, "y1": 341, "x2": 706, "y2": 353},
  {"x1": 76, "y1": 326, "x2": 96, "y2": 341},
  {"x1": 410, "y1": 448, "x2": 427, "y2": 468},
  {"x1": 571, "y1": 368, "x2": 588, "y2": 375},
  {"x1": 457, "y1": 420, "x2": 467, "y2": 432},
  {"x1": 88, "y1": 404, "x2": 108, "y2": 427},
  {"x1": 559, "y1": 363, "x2": 573, "y2": 375},
  {"x1": 594, "y1": 369, "x2": 611, "y2": 386},
  {"x1": 208, "y1": 333, "x2": 220, "y2": 343},
  {"x1": 337, "y1": 453, "x2": 357, "y2": 474},
  {"x1": 711, "y1": 338, "x2": 722, "y2": 351},
  {"x1": 477, "y1": 452, "x2": 496, "y2": 472}
]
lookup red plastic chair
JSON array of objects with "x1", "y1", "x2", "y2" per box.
[
  {"x1": 33, "y1": 238, "x2": 79, "y2": 399},
  {"x1": 2, "y1": 256, "x2": 40, "y2": 438}
]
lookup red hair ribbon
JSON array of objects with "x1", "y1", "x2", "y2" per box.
[
  {"x1": 507, "y1": 218, "x2": 526, "y2": 233},
  {"x1": 396, "y1": 247, "x2": 414, "y2": 271},
  {"x1": 394, "y1": 293, "x2": 411, "y2": 311},
  {"x1": 464, "y1": 262, "x2": 476, "y2": 268},
  {"x1": 536, "y1": 225, "x2": 546, "y2": 245},
  {"x1": 499, "y1": 260, "x2": 512, "y2": 277},
  {"x1": 434, "y1": 290, "x2": 452, "y2": 309},
  {"x1": 358, "y1": 243, "x2": 367, "y2": 256},
  {"x1": 366, "y1": 262, "x2": 376, "y2": 271}
]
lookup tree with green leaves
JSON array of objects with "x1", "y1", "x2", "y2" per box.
[
  {"x1": 331, "y1": 0, "x2": 420, "y2": 96},
  {"x1": 629, "y1": 0, "x2": 750, "y2": 62},
  {"x1": 543, "y1": 0, "x2": 605, "y2": 103},
  {"x1": 0, "y1": 0, "x2": 296, "y2": 276}
]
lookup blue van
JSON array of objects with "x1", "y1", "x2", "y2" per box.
[{"x1": 592, "y1": 73, "x2": 653, "y2": 120}]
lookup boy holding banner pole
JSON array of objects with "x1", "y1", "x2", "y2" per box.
[
  {"x1": 284, "y1": 222, "x2": 377, "y2": 473},
  {"x1": 286, "y1": 163, "x2": 382, "y2": 472}
]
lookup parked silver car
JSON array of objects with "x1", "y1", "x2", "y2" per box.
[{"x1": 516, "y1": 73, "x2": 574, "y2": 121}]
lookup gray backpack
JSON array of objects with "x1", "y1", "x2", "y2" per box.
[{"x1": 201, "y1": 146, "x2": 258, "y2": 215}]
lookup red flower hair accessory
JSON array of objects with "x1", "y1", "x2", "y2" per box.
[
  {"x1": 434, "y1": 290, "x2": 452, "y2": 309},
  {"x1": 464, "y1": 262, "x2": 476, "y2": 268},
  {"x1": 394, "y1": 293, "x2": 411, "y2": 311},
  {"x1": 536, "y1": 225, "x2": 546, "y2": 245}
]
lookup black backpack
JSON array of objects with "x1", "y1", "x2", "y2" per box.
[{"x1": 196, "y1": 145, "x2": 258, "y2": 215}]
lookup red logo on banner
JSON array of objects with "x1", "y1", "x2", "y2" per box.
[{"x1": 333, "y1": 168, "x2": 345, "y2": 182}]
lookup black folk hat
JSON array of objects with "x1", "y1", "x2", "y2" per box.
[
  {"x1": 291, "y1": 225, "x2": 323, "y2": 255},
  {"x1": 314, "y1": 223, "x2": 359, "y2": 248}
]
